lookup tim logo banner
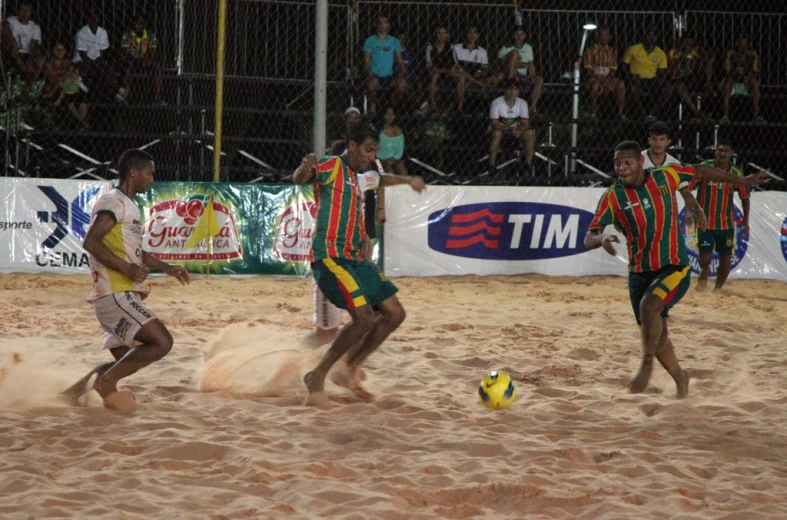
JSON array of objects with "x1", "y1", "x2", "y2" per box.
[{"x1": 427, "y1": 202, "x2": 595, "y2": 260}]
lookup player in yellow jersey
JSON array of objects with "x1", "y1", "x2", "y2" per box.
[{"x1": 62, "y1": 149, "x2": 191, "y2": 409}]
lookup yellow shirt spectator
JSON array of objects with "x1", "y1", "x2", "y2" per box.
[{"x1": 623, "y1": 44, "x2": 667, "y2": 79}]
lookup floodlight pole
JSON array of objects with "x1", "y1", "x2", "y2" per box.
[
  {"x1": 314, "y1": 0, "x2": 328, "y2": 154},
  {"x1": 571, "y1": 25, "x2": 596, "y2": 175}
]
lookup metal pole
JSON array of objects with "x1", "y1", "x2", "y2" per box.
[
  {"x1": 571, "y1": 30, "x2": 589, "y2": 174},
  {"x1": 213, "y1": 0, "x2": 227, "y2": 183},
  {"x1": 314, "y1": 0, "x2": 328, "y2": 155},
  {"x1": 176, "y1": 0, "x2": 185, "y2": 76}
]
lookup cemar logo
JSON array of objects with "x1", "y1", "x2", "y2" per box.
[
  {"x1": 679, "y1": 205, "x2": 748, "y2": 276},
  {"x1": 780, "y1": 216, "x2": 787, "y2": 263},
  {"x1": 273, "y1": 202, "x2": 317, "y2": 261},
  {"x1": 427, "y1": 202, "x2": 594, "y2": 260},
  {"x1": 145, "y1": 195, "x2": 242, "y2": 261},
  {"x1": 35, "y1": 185, "x2": 102, "y2": 267}
]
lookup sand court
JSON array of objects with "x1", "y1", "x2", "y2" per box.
[{"x1": 1, "y1": 272, "x2": 786, "y2": 518}]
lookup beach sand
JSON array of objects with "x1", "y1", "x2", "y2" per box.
[{"x1": 1, "y1": 273, "x2": 785, "y2": 519}]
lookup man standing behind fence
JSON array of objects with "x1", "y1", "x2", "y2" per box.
[
  {"x1": 363, "y1": 14, "x2": 407, "y2": 114},
  {"x1": 121, "y1": 16, "x2": 164, "y2": 105}
]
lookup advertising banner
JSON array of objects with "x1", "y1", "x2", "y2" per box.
[
  {"x1": 384, "y1": 185, "x2": 787, "y2": 281},
  {"x1": 0, "y1": 178, "x2": 316, "y2": 276}
]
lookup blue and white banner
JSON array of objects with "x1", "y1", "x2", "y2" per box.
[
  {"x1": 0, "y1": 178, "x2": 113, "y2": 273},
  {"x1": 383, "y1": 185, "x2": 787, "y2": 281}
]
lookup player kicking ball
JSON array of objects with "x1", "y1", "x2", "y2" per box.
[
  {"x1": 585, "y1": 141, "x2": 768, "y2": 398},
  {"x1": 292, "y1": 123, "x2": 425, "y2": 406}
]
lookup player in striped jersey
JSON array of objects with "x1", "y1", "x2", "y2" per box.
[
  {"x1": 293, "y1": 123, "x2": 425, "y2": 406},
  {"x1": 584, "y1": 27, "x2": 626, "y2": 120},
  {"x1": 690, "y1": 139, "x2": 750, "y2": 291},
  {"x1": 585, "y1": 141, "x2": 768, "y2": 398},
  {"x1": 62, "y1": 149, "x2": 191, "y2": 409}
]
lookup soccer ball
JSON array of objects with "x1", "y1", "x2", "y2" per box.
[{"x1": 478, "y1": 371, "x2": 516, "y2": 409}]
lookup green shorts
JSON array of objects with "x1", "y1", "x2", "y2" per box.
[
  {"x1": 697, "y1": 228, "x2": 735, "y2": 255},
  {"x1": 629, "y1": 265, "x2": 691, "y2": 325},
  {"x1": 311, "y1": 257, "x2": 398, "y2": 310}
]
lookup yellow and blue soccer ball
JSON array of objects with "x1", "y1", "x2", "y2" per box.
[{"x1": 478, "y1": 371, "x2": 516, "y2": 409}]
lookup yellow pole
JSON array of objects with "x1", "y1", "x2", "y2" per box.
[
  {"x1": 213, "y1": 0, "x2": 227, "y2": 183},
  {"x1": 206, "y1": 193, "x2": 213, "y2": 277}
]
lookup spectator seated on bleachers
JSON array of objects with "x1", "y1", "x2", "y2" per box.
[
  {"x1": 488, "y1": 79, "x2": 535, "y2": 179},
  {"x1": 1, "y1": 2, "x2": 44, "y2": 88},
  {"x1": 363, "y1": 14, "x2": 408, "y2": 115},
  {"x1": 452, "y1": 26, "x2": 491, "y2": 112},
  {"x1": 623, "y1": 30, "x2": 668, "y2": 121},
  {"x1": 378, "y1": 105, "x2": 408, "y2": 178},
  {"x1": 653, "y1": 35, "x2": 713, "y2": 120},
  {"x1": 42, "y1": 41, "x2": 90, "y2": 129},
  {"x1": 74, "y1": 10, "x2": 123, "y2": 104},
  {"x1": 493, "y1": 26, "x2": 544, "y2": 118},
  {"x1": 583, "y1": 27, "x2": 626, "y2": 120},
  {"x1": 121, "y1": 16, "x2": 165, "y2": 105},
  {"x1": 722, "y1": 36, "x2": 763, "y2": 123},
  {"x1": 425, "y1": 25, "x2": 462, "y2": 114}
]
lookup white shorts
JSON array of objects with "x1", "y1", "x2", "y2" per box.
[
  {"x1": 313, "y1": 279, "x2": 341, "y2": 330},
  {"x1": 93, "y1": 291, "x2": 157, "y2": 349}
]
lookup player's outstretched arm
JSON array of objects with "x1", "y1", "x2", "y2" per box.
[
  {"x1": 380, "y1": 174, "x2": 426, "y2": 192},
  {"x1": 584, "y1": 229, "x2": 619, "y2": 256},
  {"x1": 293, "y1": 153, "x2": 319, "y2": 184},
  {"x1": 142, "y1": 251, "x2": 191, "y2": 285},
  {"x1": 693, "y1": 165, "x2": 770, "y2": 187},
  {"x1": 84, "y1": 213, "x2": 147, "y2": 282}
]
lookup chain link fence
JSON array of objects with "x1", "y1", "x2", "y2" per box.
[{"x1": 1, "y1": 0, "x2": 785, "y2": 190}]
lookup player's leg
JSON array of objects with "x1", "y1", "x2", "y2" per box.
[
  {"x1": 521, "y1": 127, "x2": 535, "y2": 169},
  {"x1": 332, "y1": 262, "x2": 402, "y2": 399},
  {"x1": 631, "y1": 266, "x2": 691, "y2": 394},
  {"x1": 588, "y1": 77, "x2": 601, "y2": 117},
  {"x1": 304, "y1": 259, "x2": 376, "y2": 398},
  {"x1": 713, "y1": 230, "x2": 734, "y2": 291},
  {"x1": 302, "y1": 280, "x2": 342, "y2": 348},
  {"x1": 60, "y1": 345, "x2": 129, "y2": 402},
  {"x1": 530, "y1": 74, "x2": 544, "y2": 115},
  {"x1": 94, "y1": 318, "x2": 173, "y2": 398},
  {"x1": 367, "y1": 75, "x2": 381, "y2": 114},
  {"x1": 696, "y1": 228, "x2": 714, "y2": 291},
  {"x1": 656, "y1": 319, "x2": 690, "y2": 399}
]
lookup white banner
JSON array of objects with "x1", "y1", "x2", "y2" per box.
[
  {"x1": 0, "y1": 178, "x2": 113, "y2": 274},
  {"x1": 383, "y1": 185, "x2": 787, "y2": 281}
]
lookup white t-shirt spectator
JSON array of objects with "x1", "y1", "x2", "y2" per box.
[
  {"x1": 6, "y1": 16, "x2": 41, "y2": 55},
  {"x1": 497, "y1": 44, "x2": 534, "y2": 76},
  {"x1": 643, "y1": 150, "x2": 688, "y2": 189},
  {"x1": 489, "y1": 96, "x2": 529, "y2": 127},
  {"x1": 452, "y1": 44, "x2": 488, "y2": 68},
  {"x1": 73, "y1": 25, "x2": 110, "y2": 62}
]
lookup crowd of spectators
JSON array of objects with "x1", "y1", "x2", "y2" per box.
[
  {"x1": 0, "y1": 3, "x2": 164, "y2": 129},
  {"x1": 356, "y1": 13, "x2": 767, "y2": 180}
]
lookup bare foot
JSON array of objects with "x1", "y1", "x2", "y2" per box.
[
  {"x1": 93, "y1": 377, "x2": 118, "y2": 399},
  {"x1": 304, "y1": 371, "x2": 325, "y2": 394},
  {"x1": 696, "y1": 279, "x2": 708, "y2": 292},
  {"x1": 629, "y1": 365, "x2": 653, "y2": 394},
  {"x1": 330, "y1": 365, "x2": 374, "y2": 401},
  {"x1": 103, "y1": 390, "x2": 137, "y2": 413},
  {"x1": 304, "y1": 391, "x2": 336, "y2": 408},
  {"x1": 676, "y1": 370, "x2": 690, "y2": 399}
]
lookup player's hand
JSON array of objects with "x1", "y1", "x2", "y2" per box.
[
  {"x1": 742, "y1": 220, "x2": 750, "y2": 239},
  {"x1": 601, "y1": 234, "x2": 620, "y2": 256},
  {"x1": 409, "y1": 176, "x2": 426, "y2": 193},
  {"x1": 376, "y1": 206, "x2": 386, "y2": 224},
  {"x1": 125, "y1": 263, "x2": 150, "y2": 283},
  {"x1": 743, "y1": 170, "x2": 771, "y2": 186},
  {"x1": 697, "y1": 208, "x2": 708, "y2": 230},
  {"x1": 165, "y1": 264, "x2": 192, "y2": 285},
  {"x1": 302, "y1": 153, "x2": 319, "y2": 171}
]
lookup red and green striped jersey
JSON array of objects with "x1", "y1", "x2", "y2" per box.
[
  {"x1": 310, "y1": 156, "x2": 366, "y2": 262},
  {"x1": 589, "y1": 165, "x2": 696, "y2": 273},
  {"x1": 689, "y1": 160, "x2": 749, "y2": 230}
]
